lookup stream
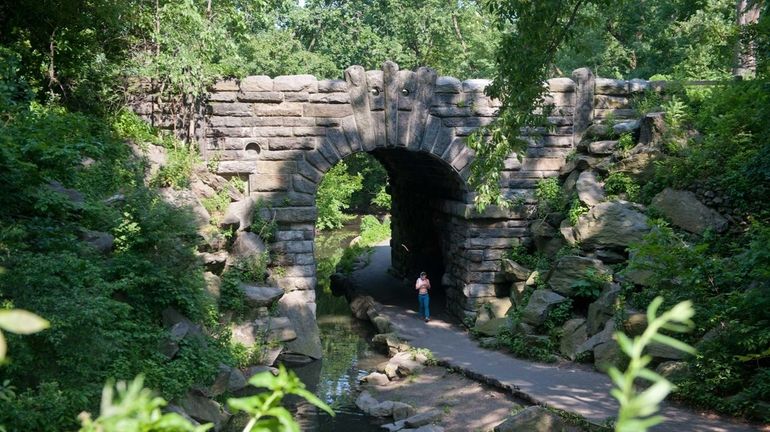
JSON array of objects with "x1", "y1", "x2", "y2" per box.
[{"x1": 288, "y1": 220, "x2": 388, "y2": 431}]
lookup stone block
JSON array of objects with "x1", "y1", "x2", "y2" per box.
[
  {"x1": 595, "y1": 78, "x2": 628, "y2": 95},
  {"x1": 436, "y1": 76, "x2": 462, "y2": 93},
  {"x1": 210, "y1": 102, "x2": 251, "y2": 116},
  {"x1": 309, "y1": 93, "x2": 351, "y2": 103},
  {"x1": 462, "y1": 79, "x2": 491, "y2": 93},
  {"x1": 237, "y1": 91, "x2": 283, "y2": 102},
  {"x1": 253, "y1": 103, "x2": 303, "y2": 117},
  {"x1": 211, "y1": 79, "x2": 239, "y2": 91},
  {"x1": 304, "y1": 103, "x2": 353, "y2": 117},
  {"x1": 318, "y1": 79, "x2": 348, "y2": 92},
  {"x1": 547, "y1": 77, "x2": 575, "y2": 92},
  {"x1": 268, "y1": 137, "x2": 319, "y2": 150},
  {"x1": 284, "y1": 93, "x2": 309, "y2": 102},
  {"x1": 273, "y1": 75, "x2": 318, "y2": 92},
  {"x1": 248, "y1": 174, "x2": 289, "y2": 192},
  {"x1": 208, "y1": 92, "x2": 237, "y2": 102},
  {"x1": 240, "y1": 76, "x2": 273, "y2": 92}
]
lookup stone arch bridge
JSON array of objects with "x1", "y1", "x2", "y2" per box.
[{"x1": 135, "y1": 61, "x2": 647, "y2": 329}]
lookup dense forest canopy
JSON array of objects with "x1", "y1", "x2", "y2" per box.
[{"x1": 1, "y1": 0, "x2": 769, "y2": 430}]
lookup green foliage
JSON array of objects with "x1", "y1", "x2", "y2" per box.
[
  {"x1": 371, "y1": 185, "x2": 392, "y2": 211},
  {"x1": 632, "y1": 90, "x2": 666, "y2": 116},
  {"x1": 567, "y1": 198, "x2": 589, "y2": 226},
  {"x1": 77, "y1": 376, "x2": 211, "y2": 432},
  {"x1": 0, "y1": 68, "x2": 232, "y2": 430},
  {"x1": 151, "y1": 144, "x2": 199, "y2": 190},
  {"x1": 316, "y1": 161, "x2": 363, "y2": 231},
  {"x1": 536, "y1": 177, "x2": 566, "y2": 217},
  {"x1": 496, "y1": 323, "x2": 558, "y2": 363},
  {"x1": 543, "y1": 299, "x2": 574, "y2": 331},
  {"x1": 506, "y1": 244, "x2": 550, "y2": 273},
  {"x1": 554, "y1": 0, "x2": 737, "y2": 80},
  {"x1": 654, "y1": 81, "x2": 770, "y2": 219},
  {"x1": 616, "y1": 133, "x2": 635, "y2": 154},
  {"x1": 359, "y1": 215, "x2": 391, "y2": 246},
  {"x1": 624, "y1": 222, "x2": 770, "y2": 420},
  {"x1": 251, "y1": 200, "x2": 277, "y2": 243},
  {"x1": 0, "y1": 309, "x2": 49, "y2": 362},
  {"x1": 604, "y1": 173, "x2": 640, "y2": 201},
  {"x1": 228, "y1": 364, "x2": 334, "y2": 432},
  {"x1": 202, "y1": 188, "x2": 231, "y2": 219},
  {"x1": 609, "y1": 297, "x2": 695, "y2": 432},
  {"x1": 570, "y1": 269, "x2": 612, "y2": 300}
]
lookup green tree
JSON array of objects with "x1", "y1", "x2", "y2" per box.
[{"x1": 315, "y1": 161, "x2": 363, "y2": 230}]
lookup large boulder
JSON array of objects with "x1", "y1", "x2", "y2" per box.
[
  {"x1": 639, "y1": 112, "x2": 667, "y2": 147},
  {"x1": 47, "y1": 180, "x2": 85, "y2": 209},
  {"x1": 573, "y1": 201, "x2": 650, "y2": 250},
  {"x1": 350, "y1": 295, "x2": 376, "y2": 320},
  {"x1": 240, "y1": 284, "x2": 284, "y2": 307},
  {"x1": 586, "y1": 284, "x2": 621, "y2": 335},
  {"x1": 177, "y1": 392, "x2": 230, "y2": 431},
  {"x1": 576, "y1": 318, "x2": 615, "y2": 358},
  {"x1": 278, "y1": 290, "x2": 322, "y2": 359},
  {"x1": 220, "y1": 197, "x2": 255, "y2": 232},
  {"x1": 546, "y1": 255, "x2": 612, "y2": 297},
  {"x1": 614, "y1": 151, "x2": 663, "y2": 182},
  {"x1": 594, "y1": 338, "x2": 625, "y2": 372},
  {"x1": 559, "y1": 318, "x2": 588, "y2": 361},
  {"x1": 520, "y1": 289, "x2": 568, "y2": 326},
  {"x1": 228, "y1": 231, "x2": 266, "y2": 264},
  {"x1": 494, "y1": 406, "x2": 566, "y2": 432},
  {"x1": 501, "y1": 259, "x2": 532, "y2": 281},
  {"x1": 159, "y1": 187, "x2": 210, "y2": 226},
  {"x1": 530, "y1": 220, "x2": 564, "y2": 256},
  {"x1": 474, "y1": 317, "x2": 509, "y2": 337},
  {"x1": 576, "y1": 171, "x2": 605, "y2": 206},
  {"x1": 651, "y1": 188, "x2": 728, "y2": 234},
  {"x1": 79, "y1": 230, "x2": 114, "y2": 254},
  {"x1": 203, "y1": 272, "x2": 222, "y2": 302}
]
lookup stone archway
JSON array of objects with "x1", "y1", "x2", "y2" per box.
[{"x1": 134, "y1": 61, "x2": 635, "y2": 357}]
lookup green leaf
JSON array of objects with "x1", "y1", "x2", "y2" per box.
[
  {"x1": 247, "y1": 371, "x2": 280, "y2": 390},
  {"x1": 634, "y1": 380, "x2": 672, "y2": 414},
  {"x1": 291, "y1": 388, "x2": 335, "y2": 416},
  {"x1": 650, "y1": 333, "x2": 696, "y2": 356},
  {"x1": 264, "y1": 407, "x2": 299, "y2": 432},
  {"x1": 0, "y1": 309, "x2": 50, "y2": 334}
]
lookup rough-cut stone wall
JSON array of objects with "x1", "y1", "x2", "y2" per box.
[{"x1": 132, "y1": 63, "x2": 654, "y2": 324}]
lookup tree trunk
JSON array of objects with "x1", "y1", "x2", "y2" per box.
[{"x1": 733, "y1": 0, "x2": 761, "y2": 78}]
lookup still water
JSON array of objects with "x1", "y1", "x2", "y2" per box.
[{"x1": 289, "y1": 221, "x2": 388, "y2": 431}]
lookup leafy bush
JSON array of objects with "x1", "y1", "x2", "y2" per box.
[
  {"x1": 315, "y1": 161, "x2": 363, "y2": 230},
  {"x1": 151, "y1": 144, "x2": 199, "y2": 189},
  {"x1": 359, "y1": 215, "x2": 391, "y2": 246},
  {"x1": 570, "y1": 268, "x2": 612, "y2": 300},
  {"x1": 0, "y1": 86, "x2": 232, "y2": 430},
  {"x1": 604, "y1": 172, "x2": 640, "y2": 201},
  {"x1": 535, "y1": 177, "x2": 565, "y2": 217},
  {"x1": 567, "y1": 198, "x2": 589, "y2": 225}
]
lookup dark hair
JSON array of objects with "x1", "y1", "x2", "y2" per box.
[{"x1": 420, "y1": 271, "x2": 427, "y2": 276}]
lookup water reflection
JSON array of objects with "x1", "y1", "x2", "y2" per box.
[{"x1": 286, "y1": 222, "x2": 387, "y2": 431}]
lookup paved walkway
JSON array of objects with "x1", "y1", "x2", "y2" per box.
[{"x1": 350, "y1": 243, "x2": 763, "y2": 432}]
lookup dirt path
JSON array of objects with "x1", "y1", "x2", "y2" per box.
[{"x1": 351, "y1": 241, "x2": 763, "y2": 432}]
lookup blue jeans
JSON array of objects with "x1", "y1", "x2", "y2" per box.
[{"x1": 418, "y1": 294, "x2": 430, "y2": 319}]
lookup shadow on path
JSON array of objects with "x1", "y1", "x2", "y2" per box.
[{"x1": 349, "y1": 241, "x2": 763, "y2": 432}]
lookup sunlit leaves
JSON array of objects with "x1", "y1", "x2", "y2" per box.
[
  {"x1": 228, "y1": 364, "x2": 334, "y2": 432},
  {"x1": 609, "y1": 297, "x2": 695, "y2": 432},
  {"x1": 0, "y1": 309, "x2": 49, "y2": 361}
]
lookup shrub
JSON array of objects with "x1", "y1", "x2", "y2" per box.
[
  {"x1": 535, "y1": 177, "x2": 565, "y2": 216},
  {"x1": 604, "y1": 172, "x2": 640, "y2": 201}
]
